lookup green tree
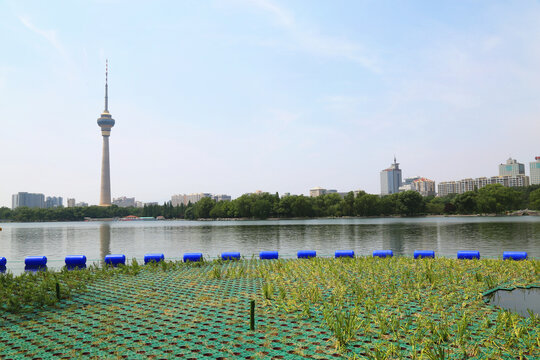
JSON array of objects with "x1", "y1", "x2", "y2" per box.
[
  {"x1": 341, "y1": 192, "x2": 355, "y2": 216},
  {"x1": 453, "y1": 192, "x2": 478, "y2": 214},
  {"x1": 194, "y1": 197, "x2": 215, "y2": 218},
  {"x1": 396, "y1": 191, "x2": 425, "y2": 216},
  {"x1": 354, "y1": 193, "x2": 380, "y2": 216},
  {"x1": 529, "y1": 188, "x2": 540, "y2": 210},
  {"x1": 291, "y1": 196, "x2": 313, "y2": 217},
  {"x1": 251, "y1": 199, "x2": 271, "y2": 219},
  {"x1": 476, "y1": 184, "x2": 521, "y2": 214}
]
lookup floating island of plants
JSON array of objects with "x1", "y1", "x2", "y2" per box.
[{"x1": 0, "y1": 257, "x2": 538, "y2": 359}]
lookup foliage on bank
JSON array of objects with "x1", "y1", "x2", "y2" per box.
[
  {"x1": 1, "y1": 258, "x2": 538, "y2": 358},
  {"x1": 1, "y1": 184, "x2": 540, "y2": 222}
]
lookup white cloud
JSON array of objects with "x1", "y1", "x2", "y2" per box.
[
  {"x1": 227, "y1": 0, "x2": 379, "y2": 71},
  {"x1": 19, "y1": 16, "x2": 67, "y2": 58}
]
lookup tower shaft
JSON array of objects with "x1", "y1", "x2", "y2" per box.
[
  {"x1": 97, "y1": 60, "x2": 115, "y2": 206},
  {"x1": 99, "y1": 135, "x2": 111, "y2": 206}
]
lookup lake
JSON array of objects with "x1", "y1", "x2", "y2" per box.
[{"x1": 0, "y1": 216, "x2": 538, "y2": 274}]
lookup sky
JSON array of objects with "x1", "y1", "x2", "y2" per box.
[{"x1": 1, "y1": 0, "x2": 540, "y2": 207}]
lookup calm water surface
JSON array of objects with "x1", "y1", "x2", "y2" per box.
[{"x1": 0, "y1": 217, "x2": 539, "y2": 274}]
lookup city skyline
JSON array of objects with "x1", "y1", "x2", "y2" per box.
[{"x1": 1, "y1": 1, "x2": 540, "y2": 208}]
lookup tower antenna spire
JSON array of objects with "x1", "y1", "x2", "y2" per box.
[{"x1": 104, "y1": 60, "x2": 108, "y2": 112}]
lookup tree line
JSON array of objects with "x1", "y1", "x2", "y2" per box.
[{"x1": 1, "y1": 184, "x2": 539, "y2": 222}]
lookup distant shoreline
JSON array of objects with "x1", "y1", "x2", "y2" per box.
[{"x1": 1, "y1": 211, "x2": 539, "y2": 224}]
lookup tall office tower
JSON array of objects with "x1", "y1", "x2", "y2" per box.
[
  {"x1": 380, "y1": 157, "x2": 402, "y2": 195},
  {"x1": 530, "y1": 156, "x2": 540, "y2": 185},
  {"x1": 12, "y1": 192, "x2": 45, "y2": 209},
  {"x1": 499, "y1": 158, "x2": 525, "y2": 176},
  {"x1": 45, "y1": 196, "x2": 63, "y2": 208},
  {"x1": 97, "y1": 61, "x2": 115, "y2": 206}
]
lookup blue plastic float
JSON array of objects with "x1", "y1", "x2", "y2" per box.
[
  {"x1": 260, "y1": 251, "x2": 279, "y2": 260},
  {"x1": 335, "y1": 250, "x2": 354, "y2": 258},
  {"x1": 104, "y1": 254, "x2": 126, "y2": 267},
  {"x1": 25, "y1": 256, "x2": 47, "y2": 271},
  {"x1": 221, "y1": 252, "x2": 240, "y2": 260},
  {"x1": 0, "y1": 257, "x2": 6, "y2": 267},
  {"x1": 65, "y1": 255, "x2": 87, "y2": 269},
  {"x1": 297, "y1": 250, "x2": 316, "y2": 259},
  {"x1": 144, "y1": 253, "x2": 165, "y2": 264},
  {"x1": 414, "y1": 250, "x2": 435, "y2": 259},
  {"x1": 503, "y1": 251, "x2": 527, "y2": 261},
  {"x1": 183, "y1": 253, "x2": 203, "y2": 262},
  {"x1": 457, "y1": 251, "x2": 480, "y2": 260},
  {"x1": 373, "y1": 250, "x2": 393, "y2": 258}
]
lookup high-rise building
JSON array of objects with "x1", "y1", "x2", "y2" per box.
[
  {"x1": 45, "y1": 196, "x2": 63, "y2": 208},
  {"x1": 112, "y1": 196, "x2": 136, "y2": 207},
  {"x1": 380, "y1": 157, "x2": 402, "y2": 195},
  {"x1": 499, "y1": 158, "x2": 525, "y2": 176},
  {"x1": 412, "y1": 178, "x2": 436, "y2": 197},
  {"x1": 213, "y1": 194, "x2": 232, "y2": 202},
  {"x1": 67, "y1": 198, "x2": 76, "y2": 208},
  {"x1": 530, "y1": 156, "x2": 540, "y2": 185},
  {"x1": 437, "y1": 181, "x2": 457, "y2": 197},
  {"x1": 171, "y1": 193, "x2": 213, "y2": 206},
  {"x1": 97, "y1": 61, "x2": 115, "y2": 206},
  {"x1": 438, "y1": 175, "x2": 529, "y2": 196},
  {"x1": 12, "y1": 192, "x2": 45, "y2": 209}
]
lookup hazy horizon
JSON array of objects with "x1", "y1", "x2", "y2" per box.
[{"x1": 1, "y1": 0, "x2": 540, "y2": 207}]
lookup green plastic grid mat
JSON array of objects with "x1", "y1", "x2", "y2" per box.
[{"x1": 0, "y1": 257, "x2": 538, "y2": 359}]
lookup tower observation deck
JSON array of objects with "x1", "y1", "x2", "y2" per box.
[{"x1": 97, "y1": 60, "x2": 115, "y2": 206}]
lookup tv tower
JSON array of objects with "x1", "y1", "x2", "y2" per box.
[{"x1": 97, "y1": 60, "x2": 115, "y2": 206}]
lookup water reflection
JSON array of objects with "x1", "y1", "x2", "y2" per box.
[
  {"x1": 0, "y1": 217, "x2": 538, "y2": 274},
  {"x1": 486, "y1": 288, "x2": 540, "y2": 317},
  {"x1": 100, "y1": 223, "x2": 111, "y2": 260}
]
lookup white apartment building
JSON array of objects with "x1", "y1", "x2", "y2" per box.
[
  {"x1": 499, "y1": 158, "x2": 525, "y2": 177},
  {"x1": 530, "y1": 157, "x2": 540, "y2": 185}
]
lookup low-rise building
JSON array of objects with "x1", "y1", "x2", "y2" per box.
[{"x1": 309, "y1": 187, "x2": 326, "y2": 197}]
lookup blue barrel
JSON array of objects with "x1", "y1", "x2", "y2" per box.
[
  {"x1": 335, "y1": 250, "x2": 354, "y2": 258},
  {"x1": 260, "y1": 251, "x2": 279, "y2": 260},
  {"x1": 457, "y1": 251, "x2": 480, "y2": 260},
  {"x1": 0, "y1": 257, "x2": 6, "y2": 267},
  {"x1": 298, "y1": 250, "x2": 316, "y2": 259},
  {"x1": 104, "y1": 254, "x2": 126, "y2": 267},
  {"x1": 144, "y1": 253, "x2": 165, "y2": 264},
  {"x1": 414, "y1": 250, "x2": 435, "y2": 259},
  {"x1": 65, "y1": 255, "x2": 87, "y2": 269},
  {"x1": 373, "y1": 250, "x2": 393, "y2": 258},
  {"x1": 183, "y1": 253, "x2": 203, "y2": 262},
  {"x1": 503, "y1": 251, "x2": 528, "y2": 261},
  {"x1": 25, "y1": 256, "x2": 47, "y2": 267},
  {"x1": 221, "y1": 252, "x2": 240, "y2": 260}
]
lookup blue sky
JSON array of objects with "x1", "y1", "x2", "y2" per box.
[{"x1": 1, "y1": 0, "x2": 540, "y2": 207}]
